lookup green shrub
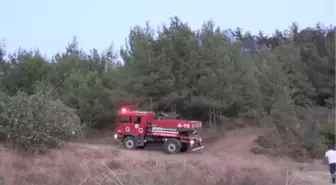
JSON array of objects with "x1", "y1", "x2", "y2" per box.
[
  {"x1": 319, "y1": 123, "x2": 336, "y2": 146},
  {"x1": 257, "y1": 98, "x2": 334, "y2": 160},
  {"x1": 0, "y1": 91, "x2": 83, "y2": 151}
]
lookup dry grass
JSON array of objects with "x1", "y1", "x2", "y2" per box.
[
  {"x1": 0, "y1": 152, "x2": 303, "y2": 185},
  {"x1": 0, "y1": 127, "x2": 329, "y2": 185}
]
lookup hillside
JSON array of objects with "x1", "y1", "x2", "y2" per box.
[
  {"x1": 0, "y1": 127, "x2": 330, "y2": 185},
  {"x1": 0, "y1": 17, "x2": 335, "y2": 185}
]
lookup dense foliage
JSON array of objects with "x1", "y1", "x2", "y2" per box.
[{"x1": 0, "y1": 17, "x2": 335, "y2": 158}]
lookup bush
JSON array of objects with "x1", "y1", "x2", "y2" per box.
[
  {"x1": 319, "y1": 123, "x2": 336, "y2": 146},
  {"x1": 0, "y1": 92, "x2": 11, "y2": 141},
  {"x1": 0, "y1": 91, "x2": 83, "y2": 152},
  {"x1": 257, "y1": 96, "x2": 334, "y2": 160}
]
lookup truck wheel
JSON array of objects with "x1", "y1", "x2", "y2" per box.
[
  {"x1": 163, "y1": 139, "x2": 181, "y2": 154},
  {"x1": 180, "y1": 143, "x2": 189, "y2": 153},
  {"x1": 123, "y1": 136, "x2": 135, "y2": 149}
]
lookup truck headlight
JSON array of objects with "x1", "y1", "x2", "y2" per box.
[
  {"x1": 113, "y1": 133, "x2": 118, "y2": 140},
  {"x1": 190, "y1": 140, "x2": 195, "y2": 145}
]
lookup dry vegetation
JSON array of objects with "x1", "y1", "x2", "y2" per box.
[
  {"x1": 0, "y1": 16, "x2": 335, "y2": 185},
  {"x1": 0, "y1": 127, "x2": 329, "y2": 185}
]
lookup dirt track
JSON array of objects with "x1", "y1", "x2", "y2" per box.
[{"x1": 0, "y1": 127, "x2": 331, "y2": 185}]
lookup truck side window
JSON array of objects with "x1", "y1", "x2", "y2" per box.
[
  {"x1": 132, "y1": 116, "x2": 142, "y2": 124},
  {"x1": 119, "y1": 116, "x2": 131, "y2": 123}
]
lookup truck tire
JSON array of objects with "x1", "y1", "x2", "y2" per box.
[
  {"x1": 180, "y1": 143, "x2": 189, "y2": 153},
  {"x1": 163, "y1": 139, "x2": 181, "y2": 154},
  {"x1": 123, "y1": 136, "x2": 136, "y2": 149}
]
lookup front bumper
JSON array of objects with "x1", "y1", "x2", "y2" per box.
[
  {"x1": 190, "y1": 138, "x2": 204, "y2": 151},
  {"x1": 113, "y1": 133, "x2": 123, "y2": 140},
  {"x1": 192, "y1": 145, "x2": 204, "y2": 151}
]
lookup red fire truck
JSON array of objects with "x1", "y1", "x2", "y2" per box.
[{"x1": 113, "y1": 106, "x2": 204, "y2": 154}]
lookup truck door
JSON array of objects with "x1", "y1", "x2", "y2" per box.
[
  {"x1": 131, "y1": 116, "x2": 146, "y2": 136},
  {"x1": 117, "y1": 115, "x2": 132, "y2": 133}
]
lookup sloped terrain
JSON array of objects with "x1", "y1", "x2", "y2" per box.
[{"x1": 0, "y1": 127, "x2": 329, "y2": 185}]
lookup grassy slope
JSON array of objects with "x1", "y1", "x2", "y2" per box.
[{"x1": 0, "y1": 127, "x2": 330, "y2": 185}]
